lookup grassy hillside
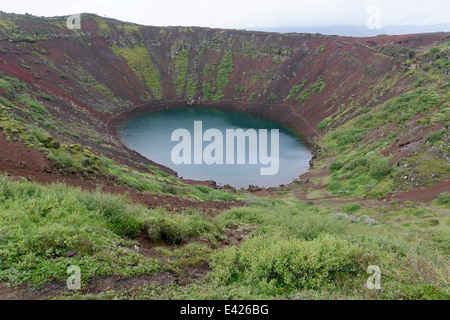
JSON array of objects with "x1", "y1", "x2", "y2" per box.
[
  {"x1": 0, "y1": 176, "x2": 448, "y2": 299},
  {"x1": 0, "y1": 13, "x2": 449, "y2": 300}
]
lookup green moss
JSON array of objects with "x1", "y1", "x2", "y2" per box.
[
  {"x1": 117, "y1": 24, "x2": 141, "y2": 37},
  {"x1": 247, "y1": 92, "x2": 257, "y2": 102},
  {"x1": 296, "y1": 89, "x2": 311, "y2": 102},
  {"x1": 94, "y1": 83, "x2": 113, "y2": 96},
  {"x1": 285, "y1": 80, "x2": 308, "y2": 101},
  {"x1": 112, "y1": 45, "x2": 162, "y2": 99},
  {"x1": 16, "y1": 94, "x2": 49, "y2": 115},
  {"x1": 62, "y1": 130, "x2": 80, "y2": 139},
  {"x1": 200, "y1": 53, "x2": 233, "y2": 101},
  {"x1": 172, "y1": 49, "x2": 195, "y2": 98},
  {"x1": 39, "y1": 92, "x2": 53, "y2": 101},
  {"x1": 202, "y1": 82, "x2": 213, "y2": 100},
  {"x1": 310, "y1": 76, "x2": 326, "y2": 93},
  {"x1": 250, "y1": 74, "x2": 260, "y2": 86},
  {"x1": 0, "y1": 79, "x2": 14, "y2": 93},
  {"x1": 97, "y1": 20, "x2": 111, "y2": 37},
  {"x1": 216, "y1": 52, "x2": 234, "y2": 90}
]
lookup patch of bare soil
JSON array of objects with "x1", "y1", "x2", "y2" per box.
[
  {"x1": 219, "y1": 224, "x2": 257, "y2": 247},
  {"x1": 386, "y1": 179, "x2": 450, "y2": 204}
]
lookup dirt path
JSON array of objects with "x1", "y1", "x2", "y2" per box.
[{"x1": 385, "y1": 179, "x2": 450, "y2": 204}]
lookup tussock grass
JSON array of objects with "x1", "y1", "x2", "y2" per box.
[{"x1": 0, "y1": 176, "x2": 220, "y2": 286}]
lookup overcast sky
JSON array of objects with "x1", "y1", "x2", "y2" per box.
[{"x1": 2, "y1": 0, "x2": 450, "y2": 32}]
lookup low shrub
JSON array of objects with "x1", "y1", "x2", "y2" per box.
[
  {"x1": 329, "y1": 160, "x2": 343, "y2": 172},
  {"x1": 328, "y1": 181, "x2": 342, "y2": 192},
  {"x1": 161, "y1": 184, "x2": 178, "y2": 195},
  {"x1": 425, "y1": 130, "x2": 445, "y2": 144},
  {"x1": 317, "y1": 117, "x2": 332, "y2": 130},
  {"x1": 144, "y1": 210, "x2": 217, "y2": 245},
  {"x1": 211, "y1": 234, "x2": 360, "y2": 292},
  {"x1": 435, "y1": 192, "x2": 450, "y2": 207},
  {"x1": 48, "y1": 150, "x2": 75, "y2": 168},
  {"x1": 368, "y1": 157, "x2": 391, "y2": 179},
  {"x1": 337, "y1": 129, "x2": 364, "y2": 147}
]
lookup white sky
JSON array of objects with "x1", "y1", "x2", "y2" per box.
[{"x1": 1, "y1": 0, "x2": 450, "y2": 30}]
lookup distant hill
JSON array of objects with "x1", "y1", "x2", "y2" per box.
[{"x1": 252, "y1": 24, "x2": 450, "y2": 37}]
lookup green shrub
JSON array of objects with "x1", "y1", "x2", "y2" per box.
[
  {"x1": 49, "y1": 150, "x2": 75, "y2": 168},
  {"x1": 247, "y1": 92, "x2": 257, "y2": 102},
  {"x1": 217, "y1": 52, "x2": 234, "y2": 90},
  {"x1": 344, "y1": 157, "x2": 367, "y2": 171},
  {"x1": 328, "y1": 181, "x2": 342, "y2": 192},
  {"x1": 80, "y1": 189, "x2": 142, "y2": 237},
  {"x1": 329, "y1": 160, "x2": 343, "y2": 172},
  {"x1": 337, "y1": 129, "x2": 364, "y2": 147},
  {"x1": 16, "y1": 94, "x2": 49, "y2": 115},
  {"x1": 157, "y1": 170, "x2": 169, "y2": 178},
  {"x1": 202, "y1": 189, "x2": 235, "y2": 201},
  {"x1": 144, "y1": 211, "x2": 216, "y2": 245},
  {"x1": 194, "y1": 185, "x2": 212, "y2": 194},
  {"x1": 0, "y1": 96, "x2": 12, "y2": 107},
  {"x1": 211, "y1": 234, "x2": 360, "y2": 291},
  {"x1": 383, "y1": 88, "x2": 441, "y2": 115},
  {"x1": 310, "y1": 76, "x2": 326, "y2": 93},
  {"x1": 425, "y1": 130, "x2": 445, "y2": 144},
  {"x1": 217, "y1": 203, "x2": 350, "y2": 241},
  {"x1": 285, "y1": 80, "x2": 308, "y2": 101},
  {"x1": 62, "y1": 130, "x2": 80, "y2": 139},
  {"x1": 161, "y1": 184, "x2": 178, "y2": 195},
  {"x1": 435, "y1": 192, "x2": 450, "y2": 207},
  {"x1": 296, "y1": 89, "x2": 311, "y2": 102},
  {"x1": 0, "y1": 79, "x2": 14, "y2": 92},
  {"x1": 99, "y1": 156, "x2": 114, "y2": 168},
  {"x1": 429, "y1": 47, "x2": 441, "y2": 55},
  {"x1": 317, "y1": 117, "x2": 332, "y2": 130},
  {"x1": 402, "y1": 59, "x2": 412, "y2": 68},
  {"x1": 28, "y1": 124, "x2": 53, "y2": 144},
  {"x1": 39, "y1": 92, "x2": 53, "y2": 101},
  {"x1": 368, "y1": 157, "x2": 391, "y2": 179},
  {"x1": 340, "y1": 203, "x2": 361, "y2": 213}
]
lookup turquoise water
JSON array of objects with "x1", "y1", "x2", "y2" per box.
[{"x1": 118, "y1": 108, "x2": 312, "y2": 188}]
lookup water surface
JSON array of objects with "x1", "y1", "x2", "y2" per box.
[{"x1": 119, "y1": 108, "x2": 312, "y2": 188}]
